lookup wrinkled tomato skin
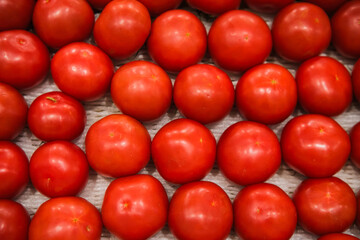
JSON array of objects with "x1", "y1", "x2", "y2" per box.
[
  {"x1": 0, "y1": 0, "x2": 35, "y2": 31},
  {"x1": 352, "y1": 58, "x2": 360, "y2": 102},
  {"x1": 137, "y1": 0, "x2": 182, "y2": 16},
  {"x1": 186, "y1": 0, "x2": 241, "y2": 15},
  {"x1": 351, "y1": 122, "x2": 360, "y2": 169},
  {"x1": 245, "y1": 0, "x2": 294, "y2": 13},
  {"x1": 318, "y1": 233, "x2": 360, "y2": 240},
  {"x1": 302, "y1": 0, "x2": 347, "y2": 14}
]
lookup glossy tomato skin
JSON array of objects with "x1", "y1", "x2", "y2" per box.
[
  {"x1": 85, "y1": 114, "x2": 151, "y2": 178},
  {"x1": 186, "y1": 0, "x2": 241, "y2": 15},
  {"x1": 28, "y1": 92, "x2": 86, "y2": 141},
  {"x1": 137, "y1": 0, "x2": 182, "y2": 16},
  {"x1": 93, "y1": 0, "x2": 151, "y2": 60},
  {"x1": 217, "y1": 121, "x2": 281, "y2": 186},
  {"x1": 302, "y1": 0, "x2": 347, "y2": 14},
  {"x1": 318, "y1": 233, "x2": 360, "y2": 240},
  {"x1": 0, "y1": 30, "x2": 50, "y2": 90},
  {"x1": 332, "y1": 1, "x2": 360, "y2": 58},
  {"x1": 29, "y1": 197, "x2": 102, "y2": 240},
  {"x1": 296, "y1": 56, "x2": 352, "y2": 116},
  {"x1": 234, "y1": 183, "x2": 297, "y2": 240},
  {"x1": 351, "y1": 122, "x2": 360, "y2": 169},
  {"x1": 32, "y1": 0, "x2": 94, "y2": 49},
  {"x1": 236, "y1": 63, "x2": 297, "y2": 124},
  {"x1": 111, "y1": 60, "x2": 172, "y2": 122},
  {"x1": 272, "y1": 2, "x2": 331, "y2": 62},
  {"x1": 0, "y1": 142, "x2": 29, "y2": 199},
  {"x1": 245, "y1": 0, "x2": 294, "y2": 13},
  {"x1": 208, "y1": 10, "x2": 272, "y2": 72},
  {"x1": 353, "y1": 58, "x2": 360, "y2": 102},
  {"x1": 29, "y1": 141, "x2": 89, "y2": 198},
  {"x1": 0, "y1": 200, "x2": 30, "y2": 240},
  {"x1": 152, "y1": 118, "x2": 216, "y2": 184},
  {"x1": 86, "y1": 0, "x2": 112, "y2": 9},
  {"x1": 293, "y1": 177, "x2": 357, "y2": 235},
  {"x1": 0, "y1": 83, "x2": 27, "y2": 140},
  {"x1": 168, "y1": 181, "x2": 233, "y2": 240},
  {"x1": 147, "y1": 10, "x2": 207, "y2": 72},
  {"x1": 51, "y1": 42, "x2": 114, "y2": 102},
  {"x1": 0, "y1": 0, "x2": 35, "y2": 31},
  {"x1": 101, "y1": 174, "x2": 168, "y2": 240},
  {"x1": 174, "y1": 64, "x2": 235, "y2": 124}
]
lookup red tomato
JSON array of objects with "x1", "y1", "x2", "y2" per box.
[
  {"x1": 86, "y1": 0, "x2": 112, "y2": 9},
  {"x1": 29, "y1": 197, "x2": 102, "y2": 240},
  {"x1": 296, "y1": 56, "x2": 352, "y2": 116},
  {"x1": 302, "y1": 0, "x2": 347, "y2": 14},
  {"x1": 137, "y1": 0, "x2": 182, "y2": 16},
  {"x1": 186, "y1": 0, "x2": 241, "y2": 15},
  {"x1": 0, "y1": 0, "x2": 35, "y2": 31},
  {"x1": 147, "y1": 10, "x2": 207, "y2": 72},
  {"x1": 173, "y1": 64, "x2": 235, "y2": 124},
  {"x1": 235, "y1": 63, "x2": 297, "y2": 124},
  {"x1": 357, "y1": 189, "x2": 360, "y2": 229},
  {"x1": 293, "y1": 177, "x2": 357, "y2": 235},
  {"x1": 352, "y1": 122, "x2": 360, "y2": 169},
  {"x1": 168, "y1": 181, "x2": 233, "y2": 240},
  {"x1": 32, "y1": 0, "x2": 94, "y2": 49},
  {"x1": 281, "y1": 114, "x2": 350, "y2": 178},
  {"x1": 29, "y1": 141, "x2": 89, "y2": 198},
  {"x1": 332, "y1": 1, "x2": 360, "y2": 58},
  {"x1": 245, "y1": 0, "x2": 295, "y2": 13},
  {"x1": 0, "y1": 142, "x2": 29, "y2": 199},
  {"x1": 111, "y1": 60, "x2": 172, "y2": 122},
  {"x1": 353, "y1": 58, "x2": 360, "y2": 102},
  {"x1": 0, "y1": 200, "x2": 30, "y2": 240},
  {"x1": 0, "y1": 83, "x2": 27, "y2": 140},
  {"x1": 0, "y1": 30, "x2": 50, "y2": 90},
  {"x1": 318, "y1": 233, "x2": 360, "y2": 240},
  {"x1": 85, "y1": 114, "x2": 151, "y2": 178},
  {"x1": 28, "y1": 91, "x2": 86, "y2": 141},
  {"x1": 233, "y1": 183, "x2": 297, "y2": 240},
  {"x1": 272, "y1": 2, "x2": 331, "y2": 62},
  {"x1": 208, "y1": 10, "x2": 272, "y2": 72},
  {"x1": 93, "y1": 0, "x2": 151, "y2": 60},
  {"x1": 217, "y1": 121, "x2": 281, "y2": 186},
  {"x1": 102, "y1": 174, "x2": 168, "y2": 240},
  {"x1": 151, "y1": 118, "x2": 216, "y2": 184}
]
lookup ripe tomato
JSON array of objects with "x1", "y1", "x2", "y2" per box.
[
  {"x1": 0, "y1": 200, "x2": 30, "y2": 240},
  {"x1": 173, "y1": 64, "x2": 235, "y2": 124},
  {"x1": 245, "y1": 0, "x2": 295, "y2": 13},
  {"x1": 357, "y1": 190, "x2": 360, "y2": 229},
  {"x1": 0, "y1": 30, "x2": 50, "y2": 90},
  {"x1": 151, "y1": 118, "x2": 216, "y2": 184},
  {"x1": 168, "y1": 181, "x2": 233, "y2": 240},
  {"x1": 0, "y1": 0, "x2": 35, "y2": 31},
  {"x1": 86, "y1": 0, "x2": 112, "y2": 9},
  {"x1": 331, "y1": 1, "x2": 360, "y2": 58},
  {"x1": 217, "y1": 121, "x2": 281, "y2": 186},
  {"x1": 29, "y1": 141, "x2": 89, "y2": 198},
  {"x1": 272, "y1": 2, "x2": 331, "y2": 62},
  {"x1": 29, "y1": 197, "x2": 102, "y2": 240},
  {"x1": 85, "y1": 114, "x2": 151, "y2": 178},
  {"x1": 233, "y1": 183, "x2": 297, "y2": 240},
  {"x1": 51, "y1": 42, "x2": 114, "y2": 102},
  {"x1": 352, "y1": 58, "x2": 360, "y2": 102},
  {"x1": 137, "y1": 0, "x2": 182, "y2": 16},
  {"x1": 186, "y1": 0, "x2": 241, "y2": 15},
  {"x1": 281, "y1": 114, "x2": 350, "y2": 178},
  {"x1": 111, "y1": 60, "x2": 172, "y2": 122},
  {"x1": 208, "y1": 10, "x2": 272, "y2": 72},
  {"x1": 102, "y1": 174, "x2": 168, "y2": 240},
  {"x1": 0, "y1": 83, "x2": 27, "y2": 140},
  {"x1": 350, "y1": 122, "x2": 360, "y2": 169},
  {"x1": 235, "y1": 63, "x2": 297, "y2": 124},
  {"x1": 32, "y1": 0, "x2": 94, "y2": 49},
  {"x1": 318, "y1": 233, "x2": 360, "y2": 240},
  {"x1": 93, "y1": 0, "x2": 151, "y2": 60},
  {"x1": 147, "y1": 10, "x2": 207, "y2": 72},
  {"x1": 302, "y1": 0, "x2": 347, "y2": 14},
  {"x1": 296, "y1": 56, "x2": 352, "y2": 116},
  {"x1": 0, "y1": 142, "x2": 29, "y2": 199},
  {"x1": 293, "y1": 177, "x2": 357, "y2": 235}
]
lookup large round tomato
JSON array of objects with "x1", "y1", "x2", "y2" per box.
[
  {"x1": 101, "y1": 174, "x2": 168, "y2": 240},
  {"x1": 296, "y1": 56, "x2": 352, "y2": 116},
  {"x1": 0, "y1": 30, "x2": 50, "y2": 90},
  {"x1": 235, "y1": 63, "x2": 297, "y2": 124},
  {"x1": 280, "y1": 114, "x2": 350, "y2": 178},
  {"x1": 318, "y1": 233, "x2": 360, "y2": 240},
  {"x1": 32, "y1": 0, "x2": 94, "y2": 49},
  {"x1": 186, "y1": 0, "x2": 241, "y2": 15},
  {"x1": 168, "y1": 181, "x2": 233, "y2": 240},
  {"x1": 0, "y1": 0, "x2": 35, "y2": 31},
  {"x1": 272, "y1": 2, "x2": 331, "y2": 62},
  {"x1": 208, "y1": 10, "x2": 272, "y2": 72},
  {"x1": 137, "y1": 0, "x2": 182, "y2": 16},
  {"x1": 174, "y1": 64, "x2": 235, "y2": 124},
  {"x1": 352, "y1": 58, "x2": 360, "y2": 102},
  {"x1": 147, "y1": 10, "x2": 207, "y2": 72},
  {"x1": 85, "y1": 114, "x2": 151, "y2": 178},
  {"x1": 151, "y1": 118, "x2": 216, "y2": 184},
  {"x1": 0, "y1": 83, "x2": 27, "y2": 140},
  {"x1": 93, "y1": 0, "x2": 151, "y2": 60},
  {"x1": 293, "y1": 177, "x2": 357, "y2": 235},
  {"x1": 245, "y1": 0, "x2": 294, "y2": 13},
  {"x1": 111, "y1": 60, "x2": 172, "y2": 122},
  {"x1": 0, "y1": 141, "x2": 29, "y2": 199},
  {"x1": 233, "y1": 183, "x2": 297, "y2": 240},
  {"x1": 29, "y1": 141, "x2": 89, "y2": 198},
  {"x1": 350, "y1": 122, "x2": 360, "y2": 169},
  {"x1": 29, "y1": 197, "x2": 102, "y2": 240},
  {"x1": 302, "y1": 0, "x2": 347, "y2": 14}
]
